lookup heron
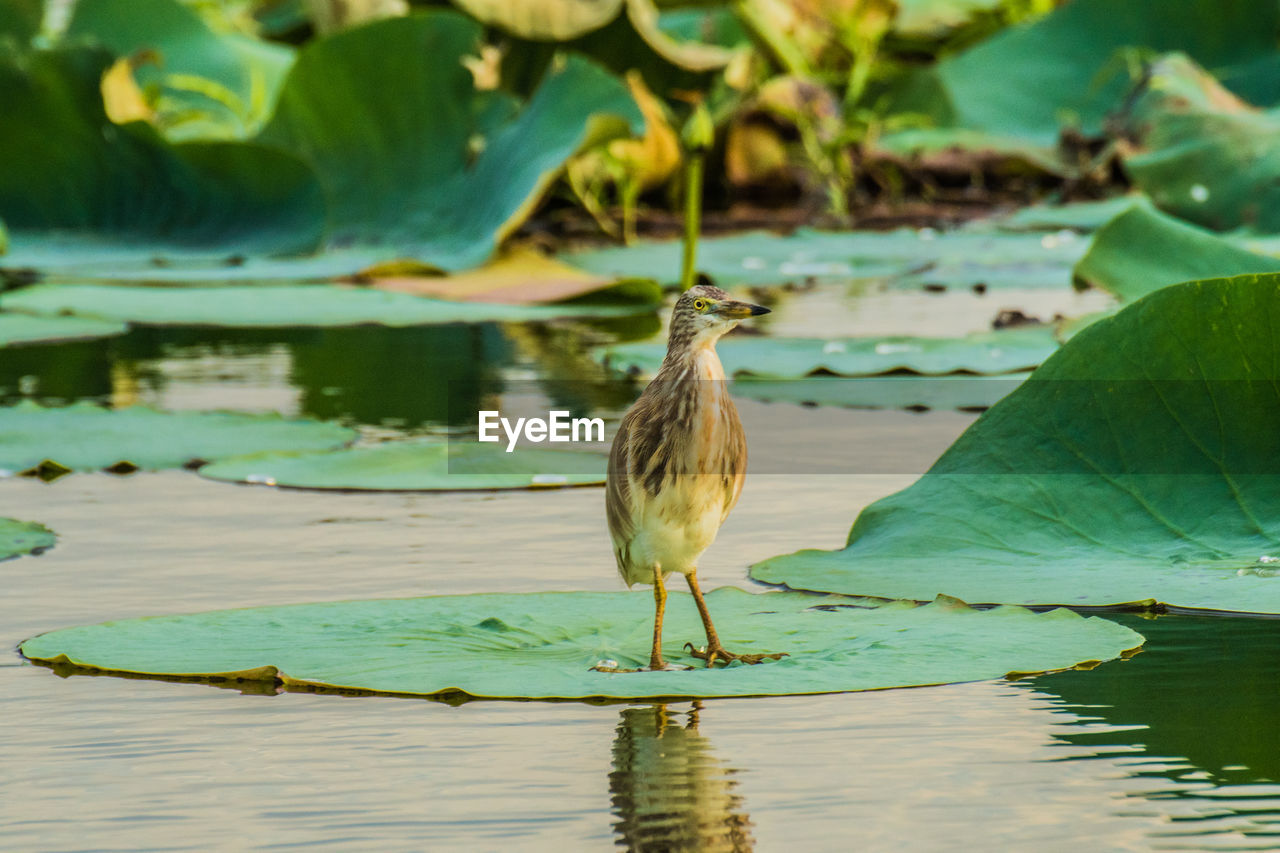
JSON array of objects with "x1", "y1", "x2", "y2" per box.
[{"x1": 607, "y1": 284, "x2": 787, "y2": 669}]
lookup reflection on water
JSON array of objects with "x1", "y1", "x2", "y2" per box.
[
  {"x1": 1031, "y1": 612, "x2": 1280, "y2": 846},
  {"x1": 0, "y1": 315, "x2": 659, "y2": 430},
  {"x1": 611, "y1": 703, "x2": 753, "y2": 852}
]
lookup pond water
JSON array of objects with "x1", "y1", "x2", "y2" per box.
[{"x1": 5, "y1": 294, "x2": 1280, "y2": 850}]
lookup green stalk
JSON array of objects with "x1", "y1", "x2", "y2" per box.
[{"x1": 680, "y1": 150, "x2": 703, "y2": 289}]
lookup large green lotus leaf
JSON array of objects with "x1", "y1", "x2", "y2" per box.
[
  {"x1": 604, "y1": 326, "x2": 1059, "y2": 379},
  {"x1": 1118, "y1": 54, "x2": 1280, "y2": 233},
  {"x1": 0, "y1": 518, "x2": 54, "y2": 561},
  {"x1": 1074, "y1": 202, "x2": 1280, "y2": 303},
  {"x1": 0, "y1": 313, "x2": 127, "y2": 347},
  {"x1": 926, "y1": 0, "x2": 1280, "y2": 145},
  {"x1": 0, "y1": 46, "x2": 325, "y2": 256},
  {"x1": 0, "y1": 283, "x2": 648, "y2": 327},
  {"x1": 256, "y1": 12, "x2": 640, "y2": 270},
  {"x1": 18, "y1": 590, "x2": 1143, "y2": 699},
  {"x1": 65, "y1": 0, "x2": 295, "y2": 140},
  {"x1": 566, "y1": 227, "x2": 1086, "y2": 290},
  {"x1": 200, "y1": 440, "x2": 605, "y2": 491},
  {"x1": 0, "y1": 401, "x2": 354, "y2": 472},
  {"x1": 752, "y1": 274, "x2": 1280, "y2": 614}
]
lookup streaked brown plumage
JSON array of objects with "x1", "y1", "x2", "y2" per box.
[{"x1": 607, "y1": 284, "x2": 786, "y2": 669}]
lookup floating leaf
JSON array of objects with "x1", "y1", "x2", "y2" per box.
[
  {"x1": 19, "y1": 590, "x2": 1143, "y2": 700},
  {"x1": 0, "y1": 283, "x2": 651, "y2": 327},
  {"x1": 0, "y1": 402, "x2": 354, "y2": 472},
  {"x1": 200, "y1": 439, "x2": 605, "y2": 491},
  {"x1": 566, "y1": 227, "x2": 1087, "y2": 290},
  {"x1": 604, "y1": 327, "x2": 1059, "y2": 378},
  {"x1": 730, "y1": 375, "x2": 1025, "y2": 411},
  {"x1": 0, "y1": 518, "x2": 54, "y2": 561},
  {"x1": 752, "y1": 275, "x2": 1280, "y2": 614},
  {"x1": 257, "y1": 12, "x2": 641, "y2": 270},
  {"x1": 1073, "y1": 202, "x2": 1280, "y2": 303},
  {"x1": 0, "y1": 313, "x2": 127, "y2": 347},
  {"x1": 995, "y1": 197, "x2": 1141, "y2": 232}
]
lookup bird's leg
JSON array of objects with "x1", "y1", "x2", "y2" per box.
[
  {"x1": 683, "y1": 569, "x2": 787, "y2": 668},
  {"x1": 650, "y1": 565, "x2": 667, "y2": 670}
]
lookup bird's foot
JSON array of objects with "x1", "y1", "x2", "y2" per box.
[{"x1": 684, "y1": 642, "x2": 788, "y2": 668}]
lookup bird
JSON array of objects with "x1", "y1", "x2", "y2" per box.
[{"x1": 606, "y1": 283, "x2": 787, "y2": 669}]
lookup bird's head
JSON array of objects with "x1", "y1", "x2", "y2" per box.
[{"x1": 667, "y1": 284, "x2": 770, "y2": 349}]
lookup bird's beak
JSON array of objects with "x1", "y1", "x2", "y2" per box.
[{"x1": 715, "y1": 300, "x2": 771, "y2": 319}]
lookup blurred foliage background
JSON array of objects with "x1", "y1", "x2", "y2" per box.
[{"x1": 3, "y1": 0, "x2": 1280, "y2": 274}]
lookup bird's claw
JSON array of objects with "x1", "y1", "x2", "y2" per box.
[{"x1": 684, "y1": 642, "x2": 788, "y2": 668}]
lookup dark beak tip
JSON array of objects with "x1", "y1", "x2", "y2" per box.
[{"x1": 750, "y1": 304, "x2": 771, "y2": 316}]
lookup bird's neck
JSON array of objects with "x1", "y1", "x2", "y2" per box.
[{"x1": 658, "y1": 335, "x2": 726, "y2": 382}]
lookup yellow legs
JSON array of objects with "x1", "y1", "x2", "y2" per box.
[{"x1": 682, "y1": 570, "x2": 787, "y2": 668}]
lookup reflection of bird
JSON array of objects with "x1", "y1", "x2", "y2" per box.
[
  {"x1": 610, "y1": 703, "x2": 754, "y2": 852},
  {"x1": 607, "y1": 284, "x2": 785, "y2": 668}
]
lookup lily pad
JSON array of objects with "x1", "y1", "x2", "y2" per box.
[
  {"x1": 0, "y1": 401, "x2": 354, "y2": 473},
  {"x1": 1073, "y1": 202, "x2": 1280, "y2": 303},
  {"x1": 200, "y1": 440, "x2": 605, "y2": 491},
  {"x1": 0, "y1": 518, "x2": 55, "y2": 561},
  {"x1": 18, "y1": 590, "x2": 1143, "y2": 700},
  {"x1": 752, "y1": 274, "x2": 1280, "y2": 614},
  {"x1": 730, "y1": 375, "x2": 1026, "y2": 411},
  {"x1": 0, "y1": 313, "x2": 128, "y2": 347},
  {"x1": 257, "y1": 12, "x2": 640, "y2": 269},
  {"x1": 0, "y1": 283, "x2": 651, "y2": 327},
  {"x1": 604, "y1": 326, "x2": 1059, "y2": 378},
  {"x1": 565, "y1": 227, "x2": 1087, "y2": 290}
]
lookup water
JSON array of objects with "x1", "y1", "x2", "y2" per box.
[{"x1": 5, "y1": 308, "x2": 1280, "y2": 851}]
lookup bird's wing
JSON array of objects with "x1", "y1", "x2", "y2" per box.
[
  {"x1": 606, "y1": 404, "x2": 641, "y2": 573},
  {"x1": 720, "y1": 400, "x2": 747, "y2": 524}
]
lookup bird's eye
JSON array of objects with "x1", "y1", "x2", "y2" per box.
[{"x1": 693, "y1": 298, "x2": 709, "y2": 311}]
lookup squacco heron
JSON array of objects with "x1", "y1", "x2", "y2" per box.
[{"x1": 607, "y1": 284, "x2": 787, "y2": 669}]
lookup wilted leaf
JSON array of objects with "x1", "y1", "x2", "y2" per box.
[
  {"x1": 0, "y1": 283, "x2": 652, "y2": 326},
  {"x1": 450, "y1": 0, "x2": 623, "y2": 40},
  {"x1": 19, "y1": 590, "x2": 1143, "y2": 699},
  {"x1": 0, "y1": 517, "x2": 54, "y2": 561},
  {"x1": 200, "y1": 439, "x2": 605, "y2": 491},
  {"x1": 66, "y1": 0, "x2": 296, "y2": 140},
  {"x1": 752, "y1": 274, "x2": 1280, "y2": 614},
  {"x1": 370, "y1": 247, "x2": 662, "y2": 305},
  {"x1": 0, "y1": 401, "x2": 354, "y2": 473}
]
